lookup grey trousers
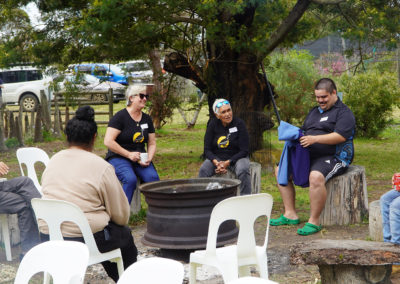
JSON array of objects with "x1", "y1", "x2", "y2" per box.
[
  {"x1": 199, "y1": 157, "x2": 251, "y2": 195},
  {"x1": 0, "y1": 176, "x2": 41, "y2": 253}
]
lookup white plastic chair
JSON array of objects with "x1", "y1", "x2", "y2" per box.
[
  {"x1": 31, "y1": 198, "x2": 124, "y2": 278},
  {"x1": 227, "y1": 276, "x2": 278, "y2": 284},
  {"x1": 16, "y1": 147, "x2": 50, "y2": 194},
  {"x1": 117, "y1": 257, "x2": 184, "y2": 284},
  {"x1": 189, "y1": 193, "x2": 275, "y2": 283},
  {"x1": 0, "y1": 213, "x2": 12, "y2": 261},
  {"x1": 14, "y1": 240, "x2": 89, "y2": 284}
]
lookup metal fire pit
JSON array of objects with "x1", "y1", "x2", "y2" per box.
[{"x1": 140, "y1": 178, "x2": 240, "y2": 249}]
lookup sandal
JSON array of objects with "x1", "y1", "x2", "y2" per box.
[
  {"x1": 270, "y1": 214, "x2": 300, "y2": 226},
  {"x1": 297, "y1": 222, "x2": 322, "y2": 236}
]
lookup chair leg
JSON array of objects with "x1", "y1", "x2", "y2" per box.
[
  {"x1": 219, "y1": 264, "x2": 239, "y2": 283},
  {"x1": 0, "y1": 215, "x2": 12, "y2": 261},
  {"x1": 257, "y1": 255, "x2": 269, "y2": 280},
  {"x1": 238, "y1": 265, "x2": 251, "y2": 277},
  {"x1": 115, "y1": 257, "x2": 124, "y2": 277},
  {"x1": 189, "y1": 262, "x2": 198, "y2": 284},
  {"x1": 43, "y1": 272, "x2": 51, "y2": 284}
]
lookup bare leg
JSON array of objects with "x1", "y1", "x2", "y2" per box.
[
  {"x1": 308, "y1": 170, "x2": 327, "y2": 225},
  {"x1": 275, "y1": 166, "x2": 298, "y2": 220}
]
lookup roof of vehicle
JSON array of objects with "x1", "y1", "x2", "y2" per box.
[{"x1": 0, "y1": 66, "x2": 42, "y2": 72}]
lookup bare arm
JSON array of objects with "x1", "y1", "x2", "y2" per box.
[
  {"x1": 104, "y1": 127, "x2": 140, "y2": 162},
  {"x1": 299, "y1": 132, "x2": 346, "y2": 148}
]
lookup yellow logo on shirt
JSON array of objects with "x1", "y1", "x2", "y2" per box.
[
  {"x1": 133, "y1": 132, "x2": 144, "y2": 143},
  {"x1": 217, "y1": 136, "x2": 229, "y2": 148}
]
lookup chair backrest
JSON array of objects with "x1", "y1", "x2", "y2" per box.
[
  {"x1": 205, "y1": 193, "x2": 273, "y2": 258},
  {"x1": 16, "y1": 147, "x2": 50, "y2": 194},
  {"x1": 117, "y1": 257, "x2": 184, "y2": 284},
  {"x1": 14, "y1": 240, "x2": 89, "y2": 284},
  {"x1": 31, "y1": 198, "x2": 103, "y2": 256}
]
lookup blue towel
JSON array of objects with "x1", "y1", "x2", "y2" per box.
[{"x1": 277, "y1": 121, "x2": 310, "y2": 187}]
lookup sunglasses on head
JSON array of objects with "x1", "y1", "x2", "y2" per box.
[
  {"x1": 136, "y1": 93, "x2": 149, "y2": 100},
  {"x1": 216, "y1": 100, "x2": 229, "y2": 109}
]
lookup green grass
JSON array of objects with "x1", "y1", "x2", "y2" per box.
[{"x1": 2, "y1": 103, "x2": 400, "y2": 223}]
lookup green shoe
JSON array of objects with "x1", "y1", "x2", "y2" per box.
[
  {"x1": 270, "y1": 214, "x2": 300, "y2": 226},
  {"x1": 297, "y1": 222, "x2": 322, "y2": 236}
]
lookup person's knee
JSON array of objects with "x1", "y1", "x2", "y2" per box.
[
  {"x1": 199, "y1": 160, "x2": 214, "y2": 177},
  {"x1": 309, "y1": 171, "x2": 325, "y2": 189},
  {"x1": 235, "y1": 159, "x2": 250, "y2": 176},
  {"x1": 124, "y1": 174, "x2": 137, "y2": 187}
]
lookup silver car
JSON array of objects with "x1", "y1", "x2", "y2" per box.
[{"x1": 57, "y1": 73, "x2": 126, "y2": 102}]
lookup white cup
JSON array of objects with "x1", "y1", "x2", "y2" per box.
[
  {"x1": 140, "y1": 153, "x2": 148, "y2": 163},
  {"x1": 0, "y1": 178, "x2": 7, "y2": 182}
]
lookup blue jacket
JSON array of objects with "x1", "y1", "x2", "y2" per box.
[{"x1": 277, "y1": 121, "x2": 310, "y2": 187}]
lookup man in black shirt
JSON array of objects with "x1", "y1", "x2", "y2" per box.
[{"x1": 270, "y1": 78, "x2": 356, "y2": 235}]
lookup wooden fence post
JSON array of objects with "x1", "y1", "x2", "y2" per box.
[
  {"x1": 108, "y1": 88, "x2": 113, "y2": 120},
  {"x1": 41, "y1": 90, "x2": 51, "y2": 132},
  {"x1": 34, "y1": 104, "x2": 43, "y2": 142},
  {"x1": 0, "y1": 101, "x2": 7, "y2": 151}
]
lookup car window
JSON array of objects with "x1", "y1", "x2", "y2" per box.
[
  {"x1": 0, "y1": 71, "x2": 27, "y2": 83},
  {"x1": 76, "y1": 65, "x2": 92, "y2": 74},
  {"x1": 27, "y1": 70, "x2": 43, "y2": 81},
  {"x1": 130, "y1": 62, "x2": 150, "y2": 72}
]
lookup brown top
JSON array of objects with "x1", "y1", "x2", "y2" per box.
[{"x1": 39, "y1": 148, "x2": 130, "y2": 237}]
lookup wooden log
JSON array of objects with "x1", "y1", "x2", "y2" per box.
[
  {"x1": 24, "y1": 113, "x2": 29, "y2": 135},
  {"x1": 9, "y1": 111, "x2": 16, "y2": 138},
  {"x1": 130, "y1": 181, "x2": 141, "y2": 215},
  {"x1": 213, "y1": 161, "x2": 261, "y2": 195},
  {"x1": 108, "y1": 88, "x2": 113, "y2": 120},
  {"x1": 320, "y1": 165, "x2": 368, "y2": 225},
  {"x1": 4, "y1": 110, "x2": 9, "y2": 138},
  {"x1": 291, "y1": 239, "x2": 397, "y2": 284},
  {"x1": 369, "y1": 200, "x2": 383, "y2": 241}
]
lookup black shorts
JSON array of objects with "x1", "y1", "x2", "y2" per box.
[{"x1": 310, "y1": 156, "x2": 348, "y2": 182}]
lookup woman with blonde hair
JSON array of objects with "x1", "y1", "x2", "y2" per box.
[{"x1": 104, "y1": 85, "x2": 159, "y2": 203}]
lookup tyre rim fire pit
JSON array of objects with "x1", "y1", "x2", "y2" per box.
[{"x1": 140, "y1": 178, "x2": 240, "y2": 249}]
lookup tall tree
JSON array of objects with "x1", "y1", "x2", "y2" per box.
[{"x1": 1, "y1": 0, "x2": 398, "y2": 150}]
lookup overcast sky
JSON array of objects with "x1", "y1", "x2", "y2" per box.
[{"x1": 23, "y1": 2, "x2": 42, "y2": 28}]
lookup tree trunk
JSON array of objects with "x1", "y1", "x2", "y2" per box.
[{"x1": 148, "y1": 49, "x2": 167, "y2": 129}]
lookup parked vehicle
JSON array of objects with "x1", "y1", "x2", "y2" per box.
[
  {"x1": 0, "y1": 66, "x2": 50, "y2": 111},
  {"x1": 117, "y1": 60, "x2": 153, "y2": 83},
  {"x1": 70, "y1": 63, "x2": 129, "y2": 85},
  {"x1": 56, "y1": 73, "x2": 126, "y2": 102}
]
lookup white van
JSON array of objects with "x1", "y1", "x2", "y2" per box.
[{"x1": 0, "y1": 66, "x2": 50, "y2": 111}]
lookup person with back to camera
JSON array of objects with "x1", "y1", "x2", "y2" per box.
[
  {"x1": 380, "y1": 173, "x2": 400, "y2": 245},
  {"x1": 270, "y1": 78, "x2": 356, "y2": 236},
  {"x1": 104, "y1": 85, "x2": 160, "y2": 204},
  {"x1": 198, "y1": 98, "x2": 251, "y2": 195},
  {"x1": 40, "y1": 106, "x2": 137, "y2": 282}
]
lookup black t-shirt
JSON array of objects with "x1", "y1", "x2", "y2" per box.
[
  {"x1": 302, "y1": 98, "x2": 355, "y2": 164},
  {"x1": 105, "y1": 108, "x2": 155, "y2": 160},
  {"x1": 204, "y1": 117, "x2": 249, "y2": 164}
]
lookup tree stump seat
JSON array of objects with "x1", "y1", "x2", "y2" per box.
[
  {"x1": 291, "y1": 239, "x2": 400, "y2": 284},
  {"x1": 213, "y1": 161, "x2": 261, "y2": 195},
  {"x1": 369, "y1": 200, "x2": 383, "y2": 241},
  {"x1": 320, "y1": 165, "x2": 369, "y2": 226}
]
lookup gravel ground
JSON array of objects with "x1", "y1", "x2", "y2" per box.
[{"x1": 0, "y1": 219, "x2": 384, "y2": 284}]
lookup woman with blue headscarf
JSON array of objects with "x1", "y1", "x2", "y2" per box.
[{"x1": 198, "y1": 98, "x2": 251, "y2": 195}]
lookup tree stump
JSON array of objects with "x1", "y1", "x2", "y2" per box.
[
  {"x1": 214, "y1": 161, "x2": 261, "y2": 195},
  {"x1": 369, "y1": 200, "x2": 383, "y2": 241},
  {"x1": 0, "y1": 214, "x2": 20, "y2": 246},
  {"x1": 130, "y1": 181, "x2": 141, "y2": 215},
  {"x1": 290, "y1": 239, "x2": 399, "y2": 284},
  {"x1": 320, "y1": 165, "x2": 368, "y2": 225}
]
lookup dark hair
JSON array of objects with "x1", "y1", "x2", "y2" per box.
[
  {"x1": 315, "y1": 78, "x2": 337, "y2": 94},
  {"x1": 65, "y1": 106, "x2": 97, "y2": 146}
]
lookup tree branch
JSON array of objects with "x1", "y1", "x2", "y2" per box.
[
  {"x1": 167, "y1": 16, "x2": 203, "y2": 26},
  {"x1": 264, "y1": 0, "x2": 312, "y2": 55}
]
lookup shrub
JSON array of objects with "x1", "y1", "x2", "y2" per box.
[
  {"x1": 266, "y1": 50, "x2": 318, "y2": 125},
  {"x1": 338, "y1": 71, "x2": 400, "y2": 138}
]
